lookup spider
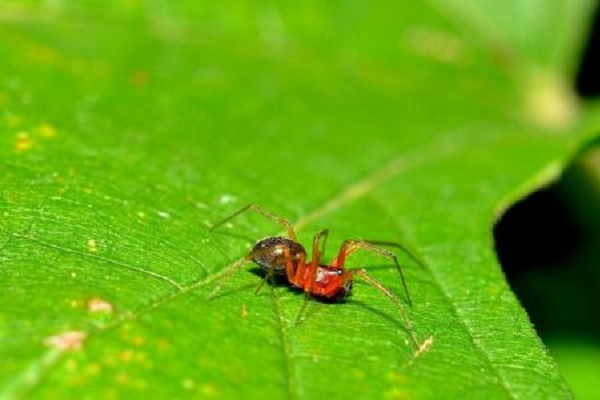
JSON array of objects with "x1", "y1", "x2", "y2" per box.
[{"x1": 209, "y1": 204, "x2": 420, "y2": 348}]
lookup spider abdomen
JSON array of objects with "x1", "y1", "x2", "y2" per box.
[{"x1": 250, "y1": 236, "x2": 306, "y2": 275}]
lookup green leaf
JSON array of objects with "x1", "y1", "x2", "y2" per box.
[{"x1": 1, "y1": 1, "x2": 598, "y2": 398}]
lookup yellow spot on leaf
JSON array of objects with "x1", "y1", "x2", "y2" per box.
[
  {"x1": 70, "y1": 299, "x2": 82, "y2": 308},
  {"x1": 199, "y1": 383, "x2": 218, "y2": 397},
  {"x1": 116, "y1": 372, "x2": 130, "y2": 385},
  {"x1": 29, "y1": 45, "x2": 58, "y2": 64},
  {"x1": 157, "y1": 339, "x2": 170, "y2": 351},
  {"x1": 132, "y1": 335, "x2": 145, "y2": 346},
  {"x1": 86, "y1": 363, "x2": 101, "y2": 377},
  {"x1": 65, "y1": 358, "x2": 78, "y2": 372},
  {"x1": 15, "y1": 131, "x2": 32, "y2": 152},
  {"x1": 38, "y1": 123, "x2": 57, "y2": 138},
  {"x1": 384, "y1": 388, "x2": 409, "y2": 400},
  {"x1": 120, "y1": 350, "x2": 134, "y2": 362},
  {"x1": 386, "y1": 371, "x2": 406, "y2": 383},
  {"x1": 87, "y1": 239, "x2": 98, "y2": 253},
  {"x1": 135, "y1": 352, "x2": 147, "y2": 363}
]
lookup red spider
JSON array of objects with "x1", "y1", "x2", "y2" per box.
[{"x1": 209, "y1": 204, "x2": 420, "y2": 348}]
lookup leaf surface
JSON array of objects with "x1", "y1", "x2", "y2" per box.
[{"x1": 1, "y1": 1, "x2": 599, "y2": 399}]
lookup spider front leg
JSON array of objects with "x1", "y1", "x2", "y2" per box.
[
  {"x1": 209, "y1": 203, "x2": 298, "y2": 240},
  {"x1": 294, "y1": 229, "x2": 329, "y2": 324},
  {"x1": 333, "y1": 239, "x2": 412, "y2": 306},
  {"x1": 293, "y1": 228, "x2": 329, "y2": 282},
  {"x1": 208, "y1": 245, "x2": 288, "y2": 300},
  {"x1": 254, "y1": 268, "x2": 275, "y2": 295}
]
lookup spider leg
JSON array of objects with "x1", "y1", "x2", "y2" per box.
[
  {"x1": 296, "y1": 294, "x2": 312, "y2": 325},
  {"x1": 333, "y1": 239, "x2": 412, "y2": 306},
  {"x1": 303, "y1": 228, "x2": 329, "y2": 286},
  {"x1": 208, "y1": 245, "x2": 291, "y2": 300},
  {"x1": 254, "y1": 269, "x2": 274, "y2": 295},
  {"x1": 352, "y1": 240, "x2": 425, "y2": 270},
  {"x1": 294, "y1": 229, "x2": 329, "y2": 324},
  {"x1": 252, "y1": 243, "x2": 306, "y2": 295},
  {"x1": 351, "y1": 268, "x2": 419, "y2": 348},
  {"x1": 279, "y1": 246, "x2": 310, "y2": 324},
  {"x1": 295, "y1": 228, "x2": 329, "y2": 282},
  {"x1": 209, "y1": 204, "x2": 297, "y2": 240},
  {"x1": 313, "y1": 228, "x2": 329, "y2": 264}
]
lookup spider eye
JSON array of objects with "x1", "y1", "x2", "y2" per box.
[{"x1": 336, "y1": 269, "x2": 343, "y2": 276}]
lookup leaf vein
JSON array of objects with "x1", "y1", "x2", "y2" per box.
[
  {"x1": 271, "y1": 292, "x2": 296, "y2": 400},
  {"x1": 294, "y1": 133, "x2": 463, "y2": 231},
  {"x1": 13, "y1": 233, "x2": 184, "y2": 290}
]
